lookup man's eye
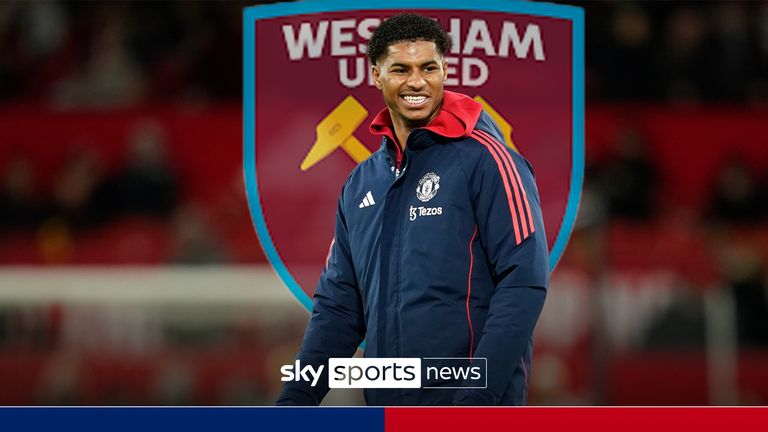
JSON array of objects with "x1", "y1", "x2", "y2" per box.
[{"x1": 391, "y1": 69, "x2": 405, "y2": 73}]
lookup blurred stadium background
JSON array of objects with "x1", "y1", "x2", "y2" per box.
[{"x1": 0, "y1": 0, "x2": 767, "y2": 405}]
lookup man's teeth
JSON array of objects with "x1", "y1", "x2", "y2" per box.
[{"x1": 403, "y1": 96, "x2": 426, "y2": 104}]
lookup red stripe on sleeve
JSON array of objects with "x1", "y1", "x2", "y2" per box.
[
  {"x1": 474, "y1": 130, "x2": 530, "y2": 238},
  {"x1": 476, "y1": 129, "x2": 535, "y2": 236},
  {"x1": 470, "y1": 132, "x2": 522, "y2": 244},
  {"x1": 511, "y1": 160, "x2": 535, "y2": 235},
  {"x1": 466, "y1": 226, "x2": 477, "y2": 359}
]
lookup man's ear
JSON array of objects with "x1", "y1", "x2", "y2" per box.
[
  {"x1": 372, "y1": 65, "x2": 382, "y2": 90},
  {"x1": 442, "y1": 59, "x2": 448, "y2": 83}
]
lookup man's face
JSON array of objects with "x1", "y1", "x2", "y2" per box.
[{"x1": 372, "y1": 40, "x2": 448, "y2": 129}]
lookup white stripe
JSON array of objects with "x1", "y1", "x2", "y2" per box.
[{"x1": 366, "y1": 191, "x2": 375, "y2": 205}]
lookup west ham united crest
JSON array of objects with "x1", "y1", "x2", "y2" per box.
[{"x1": 243, "y1": 1, "x2": 584, "y2": 310}]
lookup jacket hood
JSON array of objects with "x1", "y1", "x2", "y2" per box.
[{"x1": 369, "y1": 90, "x2": 483, "y2": 143}]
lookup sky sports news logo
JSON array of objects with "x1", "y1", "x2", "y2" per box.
[{"x1": 280, "y1": 358, "x2": 487, "y2": 389}]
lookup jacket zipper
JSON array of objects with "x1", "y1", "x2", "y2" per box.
[
  {"x1": 392, "y1": 146, "x2": 410, "y2": 359},
  {"x1": 384, "y1": 141, "x2": 411, "y2": 360}
]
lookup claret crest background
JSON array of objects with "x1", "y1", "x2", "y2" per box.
[{"x1": 243, "y1": 0, "x2": 584, "y2": 309}]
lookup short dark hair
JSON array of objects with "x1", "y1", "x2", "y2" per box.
[{"x1": 367, "y1": 13, "x2": 452, "y2": 65}]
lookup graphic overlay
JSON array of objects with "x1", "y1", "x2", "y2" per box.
[
  {"x1": 244, "y1": 1, "x2": 584, "y2": 309},
  {"x1": 2, "y1": 407, "x2": 768, "y2": 432},
  {"x1": 279, "y1": 357, "x2": 487, "y2": 389}
]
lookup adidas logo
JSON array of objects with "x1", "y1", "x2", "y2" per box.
[{"x1": 358, "y1": 191, "x2": 375, "y2": 208}]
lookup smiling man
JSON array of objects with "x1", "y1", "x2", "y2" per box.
[
  {"x1": 277, "y1": 13, "x2": 549, "y2": 406},
  {"x1": 371, "y1": 35, "x2": 446, "y2": 150}
]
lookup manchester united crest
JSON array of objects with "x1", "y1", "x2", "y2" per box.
[{"x1": 416, "y1": 172, "x2": 441, "y2": 202}]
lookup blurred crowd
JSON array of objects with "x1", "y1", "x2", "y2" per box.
[
  {"x1": 1, "y1": 121, "x2": 179, "y2": 230},
  {"x1": 0, "y1": 117, "x2": 242, "y2": 265},
  {"x1": 588, "y1": 127, "x2": 768, "y2": 225},
  {"x1": 0, "y1": 300, "x2": 308, "y2": 405},
  {"x1": 583, "y1": 1, "x2": 768, "y2": 104},
  {"x1": 582, "y1": 125, "x2": 768, "y2": 350},
  {"x1": 0, "y1": 1, "x2": 767, "y2": 106},
  {"x1": 0, "y1": 0, "x2": 246, "y2": 107}
]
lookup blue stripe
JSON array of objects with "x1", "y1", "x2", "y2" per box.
[
  {"x1": 0, "y1": 407, "x2": 384, "y2": 432},
  {"x1": 548, "y1": 6, "x2": 585, "y2": 271}
]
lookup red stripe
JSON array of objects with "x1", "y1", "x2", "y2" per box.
[
  {"x1": 466, "y1": 226, "x2": 477, "y2": 360},
  {"x1": 474, "y1": 130, "x2": 527, "y2": 238},
  {"x1": 476, "y1": 129, "x2": 535, "y2": 235},
  {"x1": 504, "y1": 146, "x2": 536, "y2": 235},
  {"x1": 472, "y1": 131, "x2": 525, "y2": 242},
  {"x1": 385, "y1": 408, "x2": 768, "y2": 432},
  {"x1": 476, "y1": 129, "x2": 532, "y2": 237},
  {"x1": 470, "y1": 132, "x2": 522, "y2": 244}
]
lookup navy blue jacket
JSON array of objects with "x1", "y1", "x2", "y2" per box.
[{"x1": 277, "y1": 91, "x2": 549, "y2": 406}]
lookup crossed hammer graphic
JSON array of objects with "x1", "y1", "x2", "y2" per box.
[{"x1": 300, "y1": 95, "x2": 516, "y2": 172}]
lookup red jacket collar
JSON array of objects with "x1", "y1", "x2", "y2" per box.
[{"x1": 369, "y1": 90, "x2": 483, "y2": 144}]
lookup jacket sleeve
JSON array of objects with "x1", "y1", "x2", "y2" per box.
[
  {"x1": 453, "y1": 137, "x2": 549, "y2": 405},
  {"x1": 275, "y1": 187, "x2": 366, "y2": 405}
]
